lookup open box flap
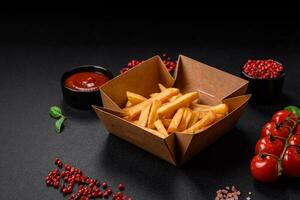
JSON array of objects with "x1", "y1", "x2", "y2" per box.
[
  {"x1": 174, "y1": 55, "x2": 249, "y2": 103},
  {"x1": 92, "y1": 105, "x2": 177, "y2": 165},
  {"x1": 176, "y1": 94, "x2": 251, "y2": 165},
  {"x1": 99, "y1": 56, "x2": 175, "y2": 112}
]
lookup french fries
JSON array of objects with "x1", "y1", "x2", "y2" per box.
[
  {"x1": 125, "y1": 101, "x2": 133, "y2": 107},
  {"x1": 161, "y1": 119, "x2": 172, "y2": 128},
  {"x1": 191, "y1": 103, "x2": 229, "y2": 115},
  {"x1": 123, "y1": 87, "x2": 179, "y2": 119},
  {"x1": 182, "y1": 111, "x2": 216, "y2": 134},
  {"x1": 147, "y1": 99, "x2": 161, "y2": 128},
  {"x1": 157, "y1": 92, "x2": 199, "y2": 117},
  {"x1": 167, "y1": 107, "x2": 185, "y2": 132},
  {"x1": 142, "y1": 127, "x2": 166, "y2": 138},
  {"x1": 122, "y1": 83, "x2": 229, "y2": 136},
  {"x1": 158, "y1": 83, "x2": 167, "y2": 91},
  {"x1": 154, "y1": 120, "x2": 169, "y2": 137},
  {"x1": 169, "y1": 93, "x2": 182, "y2": 102},
  {"x1": 126, "y1": 91, "x2": 147, "y2": 105},
  {"x1": 187, "y1": 110, "x2": 199, "y2": 129},
  {"x1": 177, "y1": 108, "x2": 192, "y2": 131},
  {"x1": 138, "y1": 102, "x2": 152, "y2": 127}
]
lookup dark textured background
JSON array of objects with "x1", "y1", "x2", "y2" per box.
[{"x1": 0, "y1": 9, "x2": 300, "y2": 199}]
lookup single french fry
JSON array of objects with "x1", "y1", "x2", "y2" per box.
[
  {"x1": 132, "y1": 120, "x2": 139, "y2": 125},
  {"x1": 150, "y1": 93, "x2": 159, "y2": 97},
  {"x1": 216, "y1": 113, "x2": 225, "y2": 120},
  {"x1": 161, "y1": 119, "x2": 172, "y2": 128},
  {"x1": 154, "y1": 120, "x2": 169, "y2": 137},
  {"x1": 157, "y1": 92, "x2": 199, "y2": 117},
  {"x1": 187, "y1": 111, "x2": 200, "y2": 128},
  {"x1": 169, "y1": 93, "x2": 182, "y2": 102},
  {"x1": 162, "y1": 109, "x2": 176, "y2": 119},
  {"x1": 192, "y1": 103, "x2": 229, "y2": 115},
  {"x1": 151, "y1": 88, "x2": 180, "y2": 102},
  {"x1": 123, "y1": 116, "x2": 130, "y2": 121},
  {"x1": 177, "y1": 108, "x2": 193, "y2": 131},
  {"x1": 190, "y1": 103, "x2": 211, "y2": 110},
  {"x1": 126, "y1": 91, "x2": 147, "y2": 105},
  {"x1": 142, "y1": 127, "x2": 166, "y2": 138},
  {"x1": 208, "y1": 104, "x2": 229, "y2": 115},
  {"x1": 147, "y1": 99, "x2": 162, "y2": 128},
  {"x1": 167, "y1": 107, "x2": 185, "y2": 132},
  {"x1": 197, "y1": 111, "x2": 209, "y2": 119},
  {"x1": 125, "y1": 101, "x2": 133, "y2": 107},
  {"x1": 182, "y1": 111, "x2": 216, "y2": 134},
  {"x1": 137, "y1": 102, "x2": 152, "y2": 127},
  {"x1": 123, "y1": 88, "x2": 179, "y2": 119},
  {"x1": 158, "y1": 83, "x2": 167, "y2": 91}
]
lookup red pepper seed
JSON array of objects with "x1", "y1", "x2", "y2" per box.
[
  {"x1": 102, "y1": 182, "x2": 108, "y2": 189},
  {"x1": 118, "y1": 183, "x2": 125, "y2": 191},
  {"x1": 46, "y1": 158, "x2": 130, "y2": 199}
]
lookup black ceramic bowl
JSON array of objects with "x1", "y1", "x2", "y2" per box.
[
  {"x1": 241, "y1": 68, "x2": 285, "y2": 102},
  {"x1": 61, "y1": 65, "x2": 113, "y2": 109}
]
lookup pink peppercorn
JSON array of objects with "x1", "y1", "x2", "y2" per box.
[{"x1": 242, "y1": 59, "x2": 284, "y2": 79}]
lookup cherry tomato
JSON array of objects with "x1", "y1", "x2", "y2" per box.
[
  {"x1": 261, "y1": 122, "x2": 290, "y2": 139},
  {"x1": 250, "y1": 154, "x2": 279, "y2": 182},
  {"x1": 255, "y1": 136, "x2": 284, "y2": 157},
  {"x1": 282, "y1": 146, "x2": 300, "y2": 177},
  {"x1": 296, "y1": 124, "x2": 300, "y2": 134},
  {"x1": 288, "y1": 134, "x2": 300, "y2": 146},
  {"x1": 272, "y1": 110, "x2": 298, "y2": 127}
]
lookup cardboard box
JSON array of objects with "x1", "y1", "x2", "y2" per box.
[{"x1": 93, "y1": 55, "x2": 250, "y2": 166}]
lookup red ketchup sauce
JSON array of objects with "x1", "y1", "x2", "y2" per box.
[{"x1": 65, "y1": 71, "x2": 109, "y2": 92}]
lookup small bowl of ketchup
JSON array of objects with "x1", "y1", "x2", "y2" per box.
[{"x1": 61, "y1": 65, "x2": 113, "y2": 109}]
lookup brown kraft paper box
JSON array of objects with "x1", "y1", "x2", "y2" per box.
[{"x1": 93, "y1": 55, "x2": 251, "y2": 166}]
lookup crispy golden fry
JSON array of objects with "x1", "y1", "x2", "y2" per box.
[
  {"x1": 187, "y1": 111, "x2": 200, "y2": 128},
  {"x1": 190, "y1": 103, "x2": 211, "y2": 110},
  {"x1": 197, "y1": 111, "x2": 209, "y2": 119},
  {"x1": 150, "y1": 93, "x2": 159, "y2": 97},
  {"x1": 142, "y1": 127, "x2": 166, "y2": 138},
  {"x1": 147, "y1": 99, "x2": 162, "y2": 129},
  {"x1": 132, "y1": 120, "x2": 139, "y2": 125},
  {"x1": 126, "y1": 91, "x2": 147, "y2": 105},
  {"x1": 162, "y1": 109, "x2": 176, "y2": 119},
  {"x1": 169, "y1": 93, "x2": 182, "y2": 102},
  {"x1": 177, "y1": 108, "x2": 193, "y2": 131},
  {"x1": 167, "y1": 107, "x2": 185, "y2": 132},
  {"x1": 123, "y1": 88, "x2": 179, "y2": 119},
  {"x1": 191, "y1": 103, "x2": 229, "y2": 115},
  {"x1": 151, "y1": 88, "x2": 180, "y2": 102},
  {"x1": 157, "y1": 92, "x2": 199, "y2": 117},
  {"x1": 154, "y1": 120, "x2": 169, "y2": 137},
  {"x1": 158, "y1": 83, "x2": 167, "y2": 91},
  {"x1": 137, "y1": 102, "x2": 152, "y2": 127},
  {"x1": 182, "y1": 111, "x2": 216, "y2": 134},
  {"x1": 208, "y1": 104, "x2": 229, "y2": 115},
  {"x1": 125, "y1": 101, "x2": 133, "y2": 107},
  {"x1": 161, "y1": 119, "x2": 172, "y2": 128},
  {"x1": 216, "y1": 113, "x2": 225, "y2": 120}
]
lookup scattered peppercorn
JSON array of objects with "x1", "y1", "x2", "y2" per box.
[
  {"x1": 45, "y1": 158, "x2": 132, "y2": 200},
  {"x1": 242, "y1": 59, "x2": 284, "y2": 79},
  {"x1": 119, "y1": 54, "x2": 176, "y2": 74},
  {"x1": 215, "y1": 185, "x2": 241, "y2": 200}
]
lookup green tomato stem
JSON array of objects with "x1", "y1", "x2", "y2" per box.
[{"x1": 277, "y1": 118, "x2": 299, "y2": 176}]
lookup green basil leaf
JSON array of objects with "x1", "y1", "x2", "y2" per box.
[
  {"x1": 49, "y1": 106, "x2": 62, "y2": 119},
  {"x1": 284, "y1": 105, "x2": 300, "y2": 118},
  {"x1": 55, "y1": 116, "x2": 66, "y2": 133}
]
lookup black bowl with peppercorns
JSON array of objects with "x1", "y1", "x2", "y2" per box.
[{"x1": 241, "y1": 59, "x2": 285, "y2": 102}]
